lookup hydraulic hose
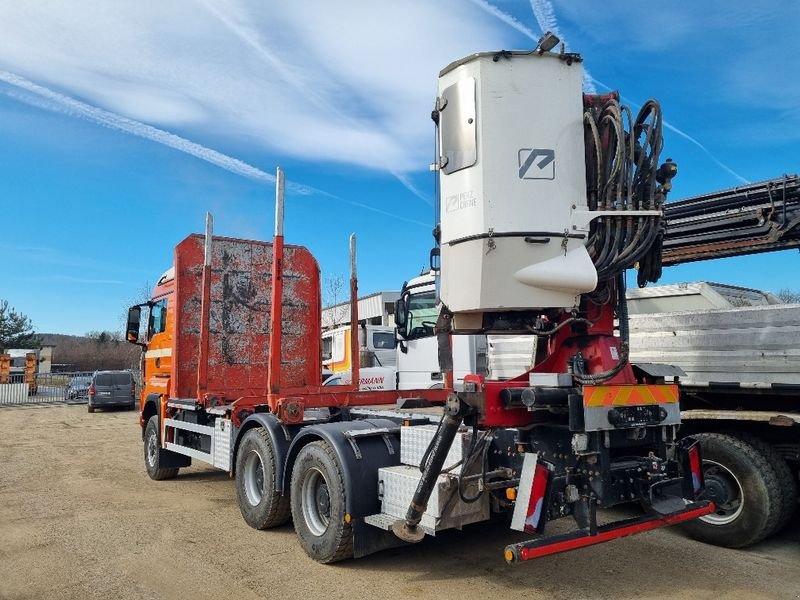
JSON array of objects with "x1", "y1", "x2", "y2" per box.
[{"x1": 584, "y1": 97, "x2": 668, "y2": 284}]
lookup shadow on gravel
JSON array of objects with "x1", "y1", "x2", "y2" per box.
[
  {"x1": 337, "y1": 506, "x2": 800, "y2": 598},
  {"x1": 175, "y1": 469, "x2": 231, "y2": 482}
]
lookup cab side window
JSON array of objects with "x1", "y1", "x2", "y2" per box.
[
  {"x1": 322, "y1": 336, "x2": 333, "y2": 362},
  {"x1": 149, "y1": 299, "x2": 168, "y2": 337}
]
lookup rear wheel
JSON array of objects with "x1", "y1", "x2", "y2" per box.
[
  {"x1": 681, "y1": 433, "x2": 783, "y2": 547},
  {"x1": 730, "y1": 432, "x2": 798, "y2": 533},
  {"x1": 87, "y1": 405, "x2": 95, "y2": 413},
  {"x1": 144, "y1": 415, "x2": 179, "y2": 480},
  {"x1": 235, "y1": 428, "x2": 290, "y2": 529},
  {"x1": 290, "y1": 441, "x2": 352, "y2": 563}
]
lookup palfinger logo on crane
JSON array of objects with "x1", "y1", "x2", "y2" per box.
[
  {"x1": 518, "y1": 148, "x2": 555, "y2": 180},
  {"x1": 582, "y1": 384, "x2": 679, "y2": 407}
]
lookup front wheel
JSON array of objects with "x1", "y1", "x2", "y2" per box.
[
  {"x1": 680, "y1": 433, "x2": 784, "y2": 547},
  {"x1": 143, "y1": 415, "x2": 179, "y2": 480},
  {"x1": 290, "y1": 441, "x2": 352, "y2": 563}
]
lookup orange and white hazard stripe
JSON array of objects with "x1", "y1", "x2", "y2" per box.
[{"x1": 582, "y1": 384, "x2": 679, "y2": 407}]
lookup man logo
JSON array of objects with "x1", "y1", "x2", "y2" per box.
[{"x1": 518, "y1": 148, "x2": 555, "y2": 180}]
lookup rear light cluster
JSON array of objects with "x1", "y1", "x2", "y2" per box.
[
  {"x1": 88, "y1": 386, "x2": 95, "y2": 396},
  {"x1": 131, "y1": 386, "x2": 136, "y2": 397}
]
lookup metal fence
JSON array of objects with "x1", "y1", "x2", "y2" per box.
[{"x1": 0, "y1": 370, "x2": 142, "y2": 407}]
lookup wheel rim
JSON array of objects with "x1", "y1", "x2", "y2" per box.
[
  {"x1": 146, "y1": 433, "x2": 157, "y2": 468},
  {"x1": 301, "y1": 467, "x2": 331, "y2": 536},
  {"x1": 700, "y1": 459, "x2": 744, "y2": 525},
  {"x1": 243, "y1": 450, "x2": 265, "y2": 506}
]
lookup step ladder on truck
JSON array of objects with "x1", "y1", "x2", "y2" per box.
[{"x1": 126, "y1": 39, "x2": 712, "y2": 564}]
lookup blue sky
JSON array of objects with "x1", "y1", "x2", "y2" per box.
[{"x1": 0, "y1": 0, "x2": 797, "y2": 335}]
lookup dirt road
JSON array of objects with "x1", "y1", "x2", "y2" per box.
[{"x1": 1, "y1": 405, "x2": 798, "y2": 600}]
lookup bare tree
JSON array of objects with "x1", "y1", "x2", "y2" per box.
[
  {"x1": 323, "y1": 274, "x2": 349, "y2": 329},
  {"x1": 43, "y1": 333, "x2": 140, "y2": 371},
  {"x1": 777, "y1": 288, "x2": 800, "y2": 304}
]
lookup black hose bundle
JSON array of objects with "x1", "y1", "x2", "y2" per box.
[{"x1": 584, "y1": 96, "x2": 667, "y2": 285}]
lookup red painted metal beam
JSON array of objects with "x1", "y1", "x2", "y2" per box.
[
  {"x1": 235, "y1": 387, "x2": 450, "y2": 421},
  {"x1": 504, "y1": 501, "x2": 714, "y2": 563},
  {"x1": 196, "y1": 212, "x2": 213, "y2": 395},
  {"x1": 349, "y1": 234, "x2": 359, "y2": 393},
  {"x1": 267, "y1": 168, "x2": 285, "y2": 396}
]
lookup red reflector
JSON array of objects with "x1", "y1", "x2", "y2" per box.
[
  {"x1": 511, "y1": 454, "x2": 552, "y2": 534},
  {"x1": 688, "y1": 444, "x2": 703, "y2": 495},
  {"x1": 527, "y1": 464, "x2": 550, "y2": 532}
]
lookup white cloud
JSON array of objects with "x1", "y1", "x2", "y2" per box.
[{"x1": 0, "y1": 1, "x2": 507, "y2": 177}]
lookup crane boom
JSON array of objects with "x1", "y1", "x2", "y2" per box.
[{"x1": 661, "y1": 174, "x2": 800, "y2": 265}]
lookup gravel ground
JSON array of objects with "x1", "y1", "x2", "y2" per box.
[{"x1": 0, "y1": 404, "x2": 798, "y2": 600}]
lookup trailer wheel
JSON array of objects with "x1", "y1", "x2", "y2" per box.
[
  {"x1": 144, "y1": 415, "x2": 179, "y2": 481},
  {"x1": 681, "y1": 433, "x2": 782, "y2": 547},
  {"x1": 730, "y1": 432, "x2": 798, "y2": 533},
  {"x1": 235, "y1": 428, "x2": 291, "y2": 529},
  {"x1": 290, "y1": 441, "x2": 353, "y2": 563}
]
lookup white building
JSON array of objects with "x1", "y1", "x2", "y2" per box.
[{"x1": 322, "y1": 291, "x2": 400, "y2": 330}]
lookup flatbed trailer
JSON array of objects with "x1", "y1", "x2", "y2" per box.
[{"x1": 629, "y1": 296, "x2": 800, "y2": 547}]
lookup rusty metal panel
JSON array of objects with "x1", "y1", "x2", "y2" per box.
[{"x1": 173, "y1": 234, "x2": 320, "y2": 403}]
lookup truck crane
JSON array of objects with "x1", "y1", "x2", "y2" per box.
[
  {"x1": 386, "y1": 173, "x2": 800, "y2": 550},
  {"x1": 127, "y1": 41, "x2": 711, "y2": 564}
]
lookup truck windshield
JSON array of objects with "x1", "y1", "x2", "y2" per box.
[{"x1": 406, "y1": 291, "x2": 438, "y2": 339}]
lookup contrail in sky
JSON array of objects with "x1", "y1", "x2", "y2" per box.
[
  {"x1": 473, "y1": 0, "x2": 750, "y2": 184},
  {"x1": 468, "y1": 0, "x2": 596, "y2": 92},
  {"x1": 0, "y1": 70, "x2": 431, "y2": 225},
  {"x1": 590, "y1": 75, "x2": 751, "y2": 184},
  {"x1": 529, "y1": 0, "x2": 596, "y2": 93},
  {"x1": 198, "y1": 0, "x2": 432, "y2": 205},
  {"x1": 0, "y1": 70, "x2": 320, "y2": 193},
  {"x1": 468, "y1": 0, "x2": 539, "y2": 40}
]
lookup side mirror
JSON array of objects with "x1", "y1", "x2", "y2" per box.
[
  {"x1": 394, "y1": 297, "x2": 408, "y2": 338},
  {"x1": 126, "y1": 306, "x2": 141, "y2": 344},
  {"x1": 429, "y1": 247, "x2": 440, "y2": 272}
]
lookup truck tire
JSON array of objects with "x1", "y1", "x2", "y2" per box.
[
  {"x1": 729, "y1": 432, "x2": 798, "y2": 533},
  {"x1": 235, "y1": 428, "x2": 291, "y2": 529},
  {"x1": 290, "y1": 441, "x2": 353, "y2": 563},
  {"x1": 144, "y1": 415, "x2": 179, "y2": 481},
  {"x1": 681, "y1": 433, "x2": 783, "y2": 547}
]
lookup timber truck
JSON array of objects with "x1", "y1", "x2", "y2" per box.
[{"x1": 127, "y1": 40, "x2": 713, "y2": 564}]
